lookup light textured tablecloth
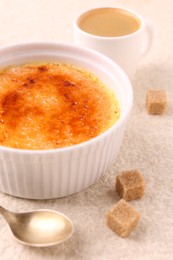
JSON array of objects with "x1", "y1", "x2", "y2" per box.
[{"x1": 0, "y1": 0, "x2": 173, "y2": 259}]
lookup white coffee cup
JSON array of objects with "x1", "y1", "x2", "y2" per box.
[{"x1": 73, "y1": 7, "x2": 153, "y2": 79}]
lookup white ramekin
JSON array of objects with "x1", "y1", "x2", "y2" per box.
[{"x1": 0, "y1": 42, "x2": 133, "y2": 199}]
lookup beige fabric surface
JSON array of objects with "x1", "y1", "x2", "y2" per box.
[{"x1": 0, "y1": 0, "x2": 173, "y2": 259}]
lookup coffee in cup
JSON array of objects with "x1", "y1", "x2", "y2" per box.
[
  {"x1": 74, "y1": 7, "x2": 153, "y2": 79},
  {"x1": 78, "y1": 8, "x2": 141, "y2": 37}
]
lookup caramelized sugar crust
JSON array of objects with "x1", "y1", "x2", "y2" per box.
[{"x1": 0, "y1": 63, "x2": 120, "y2": 149}]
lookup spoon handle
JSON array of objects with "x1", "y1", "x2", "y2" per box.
[
  {"x1": 0, "y1": 205, "x2": 19, "y2": 229},
  {"x1": 0, "y1": 206, "x2": 14, "y2": 221},
  {"x1": 0, "y1": 205, "x2": 8, "y2": 215}
]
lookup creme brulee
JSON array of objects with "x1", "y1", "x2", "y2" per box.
[{"x1": 0, "y1": 63, "x2": 120, "y2": 149}]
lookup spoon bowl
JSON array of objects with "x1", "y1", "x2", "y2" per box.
[{"x1": 0, "y1": 206, "x2": 74, "y2": 247}]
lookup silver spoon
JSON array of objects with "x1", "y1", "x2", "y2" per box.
[{"x1": 0, "y1": 205, "x2": 74, "y2": 247}]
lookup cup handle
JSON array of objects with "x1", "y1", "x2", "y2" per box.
[{"x1": 142, "y1": 20, "x2": 154, "y2": 57}]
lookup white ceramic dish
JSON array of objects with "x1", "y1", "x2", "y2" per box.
[{"x1": 0, "y1": 42, "x2": 133, "y2": 199}]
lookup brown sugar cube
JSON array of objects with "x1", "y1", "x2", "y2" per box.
[
  {"x1": 106, "y1": 199, "x2": 140, "y2": 237},
  {"x1": 116, "y1": 170, "x2": 145, "y2": 201},
  {"x1": 146, "y1": 89, "x2": 167, "y2": 115}
]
